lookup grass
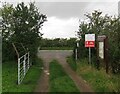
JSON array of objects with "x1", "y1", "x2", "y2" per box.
[
  {"x1": 2, "y1": 57, "x2": 43, "y2": 93},
  {"x1": 66, "y1": 56, "x2": 77, "y2": 71},
  {"x1": 41, "y1": 47, "x2": 73, "y2": 50},
  {"x1": 75, "y1": 58, "x2": 120, "y2": 92},
  {"x1": 49, "y1": 60, "x2": 80, "y2": 92}
]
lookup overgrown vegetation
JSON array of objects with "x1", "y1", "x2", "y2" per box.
[
  {"x1": 2, "y1": 57, "x2": 43, "y2": 92},
  {"x1": 76, "y1": 10, "x2": 120, "y2": 74},
  {"x1": 49, "y1": 60, "x2": 79, "y2": 92},
  {"x1": 67, "y1": 57, "x2": 120, "y2": 92},
  {"x1": 76, "y1": 58, "x2": 120, "y2": 92},
  {"x1": 2, "y1": 2, "x2": 47, "y2": 62}
]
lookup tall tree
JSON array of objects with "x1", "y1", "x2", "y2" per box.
[{"x1": 2, "y1": 2, "x2": 47, "y2": 62}]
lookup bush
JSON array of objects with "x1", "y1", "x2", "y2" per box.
[{"x1": 2, "y1": 41, "x2": 16, "y2": 62}]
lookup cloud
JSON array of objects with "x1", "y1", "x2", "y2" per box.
[
  {"x1": 35, "y1": 2, "x2": 90, "y2": 19},
  {"x1": 84, "y1": 2, "x2": 118, "y2": 16},
  {"x1": 41, "y1": 17, "x2": 79, "y2": 38},
  {"x1": 36, "y1": 2, "x2": 118, "y2": 20},
  {"x1": 1, "y1": 1, "x2": 119, "y2": 39}
]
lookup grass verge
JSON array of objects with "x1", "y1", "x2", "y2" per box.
[
  {"x1": 49, "y1": 60, "x2": 80, "y2": 92},
  {"x1": 41, "y1": 47, "x2": 73, "y2": 50},
  {"x1": 2, "y1": 57, "x2": 43, "y2": 92},
  {"x1": 68, "y1": 57, "x2": 120, "y2": 92},
  {"x1": 66, "y1": 56, "x2": 77, "y2": 71}
]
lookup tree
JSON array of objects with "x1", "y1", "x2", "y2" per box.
[
  {"x1": 2, "y1": 3, "x2": 15, "y2": 61},
  {"x1": 2, "y1": 3, "x2": 14, "y2": 42},
  {"x1": 2, "y1": 2, "x2": 47, "y2": 62}
]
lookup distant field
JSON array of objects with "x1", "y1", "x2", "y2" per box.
[
  {"x1": 67, "y1": 57, "x2": 120, "y2": 92},
  {"x1": 2, "y1": 58, "x2": 43, "y2": 92},
  {"x1": 41, "y1": 47, "x2": 74, "y2": 50}
]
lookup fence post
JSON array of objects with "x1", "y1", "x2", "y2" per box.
[
  {"x1": 18, "y1": 58, "x2": 20, "y2": 85},
  {"x1": 75, "y1": 48, "x2": 77, "y2": 61}
]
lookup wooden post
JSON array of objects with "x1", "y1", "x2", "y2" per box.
[
  {"x1": 12, "y1": 43, "x2": 19, "y2": 58},
  {"x1": 96, "y1": 39, "x2": 100, "y2": 70},
  {"x1": 12, "y1": 43, "x2": 20, "y2": 84},
  {"x1": 105, "y1": 37, "x2": 109, "y2": 73}
]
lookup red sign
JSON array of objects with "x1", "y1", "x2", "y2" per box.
[
  {"x1": 85, "y1": 41, "x2": 95, "y2": 47},
  {"x1": 85, "y1": 34, "x2": 95, "y2": 48}
]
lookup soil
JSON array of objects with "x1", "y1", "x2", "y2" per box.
[{"x1": 34, "y1": 50, "x2": 94, "y2": 93}]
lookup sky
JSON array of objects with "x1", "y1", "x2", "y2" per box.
[{"x1": 0, "y1": 0, "x2": 119, "y2": 39}]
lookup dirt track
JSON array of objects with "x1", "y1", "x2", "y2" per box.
[{"x1": 35, "y1": 50, "x2": 94, "y2": 92}]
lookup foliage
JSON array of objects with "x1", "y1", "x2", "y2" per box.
[
  {"x1": 77, "y1": 10, "x2": 120, "y2": 73},
  {"x1": 2, "y1": 2, "x2": 47, "y2": 62},
  {"x1": 49, "y1": 60, "x2": 79, "y2": 92}
]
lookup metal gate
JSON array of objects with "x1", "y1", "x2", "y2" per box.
[
  {"x1": 12, "y1": 43, "x2": 30, "y2": 84},
  {"x1": 18, "y1": 52, "x2": 30, "y2": 84}
]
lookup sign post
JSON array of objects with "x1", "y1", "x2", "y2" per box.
[
  {"x1": 85, "y1": 34, "x2": 95, "y2": 64},
  {"x1": 75, "y1": 48, "x2": 77, "y2": 61},
  {"x1": 75, "y1": 39, "x2": 80, "y2": 61},
  {"x1": 89, "y1": 47, "x2": 91, "y2": 64}
]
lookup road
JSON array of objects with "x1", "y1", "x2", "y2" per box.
[{"x1": 35, "y1": 50, "x2": 94, "y2": 92}]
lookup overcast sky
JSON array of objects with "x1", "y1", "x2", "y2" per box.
[{"x1": 0, "y1": 0, "x2": 119, "y2": 39}]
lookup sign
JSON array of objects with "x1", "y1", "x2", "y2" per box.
[
  {"x1": 85, "y1": 41, "x2": 95, "y2": 47},
  {"x1": 99, "y1": 42, "x2": 104, "y2": 59},
  {"x1": 85, "y1": 34, "x2": 95, "y2": 47}
]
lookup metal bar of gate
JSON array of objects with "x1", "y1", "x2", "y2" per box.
[
  {"x1": 28, "y1": 52, "x2": 30, "y2": 69},
  {"x1": 23, "y1": 54, "x2": 26, "y2": 76},
  {"x1": 18, "y1": 58, "x2": 20, "y2": 85}
]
